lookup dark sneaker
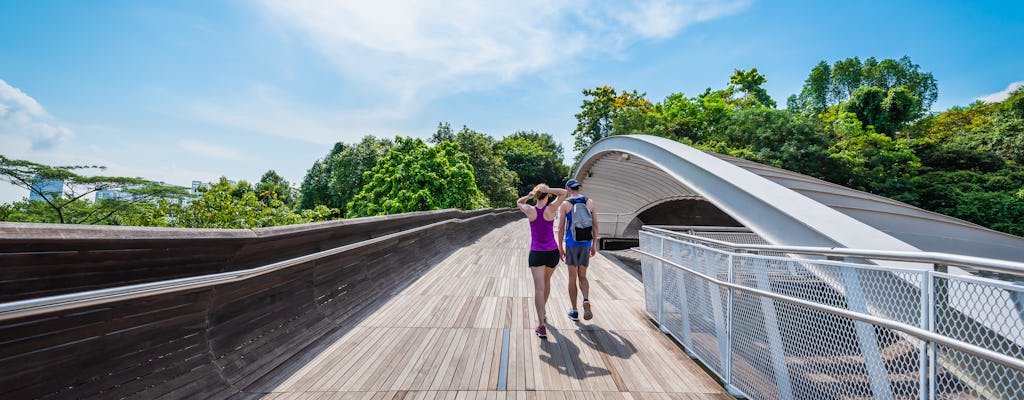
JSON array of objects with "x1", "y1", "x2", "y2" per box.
[
  {"x1": 535, "y1": 325, "x2": 547, "y2": 338},
  {"x1": 583, "y1": 300, "x2": 592, "y2": 320},
  {"x1": 568, "y1": 309, "x2": 579, "y2": 321}
]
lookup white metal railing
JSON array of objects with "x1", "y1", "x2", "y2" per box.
[{"x1": 638, "y1": 226, "x2": 1024, "y2": 400}]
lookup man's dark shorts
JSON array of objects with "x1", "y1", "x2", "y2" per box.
[
  {"x1": 529, "y1": 249, "x2": 559, "y2": 268},
  {"x1": 565, "y1": 246, "x2": 590, "y2": 267}
]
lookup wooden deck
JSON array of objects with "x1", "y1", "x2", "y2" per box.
[{"x1": 258, "y1": 219, "x2": 729, "y2": 400}]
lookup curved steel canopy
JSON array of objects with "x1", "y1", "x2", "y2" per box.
[{"x1": 573, "y1": 135, "x2": 1024, "y2": 263}]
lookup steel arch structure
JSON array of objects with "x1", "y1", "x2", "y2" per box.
[{"x1": 573, "y1": 135, "x2": 1024, "y2": 263}]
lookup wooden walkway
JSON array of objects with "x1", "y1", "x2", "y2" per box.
[{"x1": 259, "y1": 219, "x2": 729, "y2": 400}]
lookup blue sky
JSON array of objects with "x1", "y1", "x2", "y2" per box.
[{"x1": 2, "y1": 0, "x2": 1022, "y2": 204}]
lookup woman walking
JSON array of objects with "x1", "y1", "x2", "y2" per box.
[{"x1": 517, "y1": 184, "x2": 567, "y2": 338}]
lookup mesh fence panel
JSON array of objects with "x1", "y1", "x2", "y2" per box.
[
  {"x1": 639, "y1": 232, "x2": 661, "y2": 318},
  {"x1": 934, "y1": 274, "x2": 1024, "y2": 399},
  {"x1": 640, "y1": 228, "x2": 1024, "y2": 400}
]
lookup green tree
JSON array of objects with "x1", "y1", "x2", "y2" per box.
[
  {"x1": 844, "y1": 86, "x2": 923, "y2": 135},
  {"x1": 0, "y1": 155, "x2": 187, "y2": 224},
  {"x1": 431, "y1": 125, "x2": 517, "y2": 207},
  {"x1": 788, "y1": 61, "x2": 832, "y2": 113},
  {"x1": 177, "y1": 178, "x2": 332, "y2": 228},
  {"x1": 958, "y1": 87, "x2": 1024, "y2": 164},
  {"x1": 327, "y1": 136, "x2": 394, "y2": 214},
  {"x1": 729, "y1": 68, "x2": 776, "y2": 108},
  {"x1": 297, "y1": 136, "x2": 393, "y2": 214},
  {"x1": 720, "y1": 108, "x2": 839, "y2": 180},
  {"x1": 496, "y1": 131, "x2": 570, "y2": 195},
  {"x1": 823, "y1": 110, "x2": 921, "y2": 196},
  {"x1": 346, "y1": 137, "x2": 485, "y2": 217},
  {"x1": 256, "y1": 170, "x2": 296, "y2": 207},
  {"x1": 572, "y1": 86, "x2": 653, "y2": 153},
  {"x1": 793, "y1": 56, "x2": 937, "y2": 123},
  {"x1": 298, "y1": 144, "x2": 343, "y2": 210}
]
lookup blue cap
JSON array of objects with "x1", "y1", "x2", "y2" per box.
[{"x1": 565, "y1": 179, "x2": 581, "y2": 189}]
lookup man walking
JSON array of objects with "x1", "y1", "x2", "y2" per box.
[{"x1": 558, "y1": 179, "x2": 598, "y2": 321}]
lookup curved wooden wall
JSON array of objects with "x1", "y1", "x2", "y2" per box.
[{"x1": 0, "y1": 210, "x2": 519, "y2": 399}]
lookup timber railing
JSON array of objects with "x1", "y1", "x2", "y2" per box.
[{"x1": 0, "y1": 209, "x2": 519, "y2": 399}]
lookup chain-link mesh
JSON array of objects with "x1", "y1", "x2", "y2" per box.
[
  {"x1": 639, "y1": 231, "x2": 661, "y2": 318},
  {"x1": 933, "y1": 274, "x2": 1024, "y2": 399},
  {"x1": 692, "y1": 231, "x2": 772, "y2": 246},
  {"x1": 639, "y1": 228, "x2": 1024, "y2": 400}
]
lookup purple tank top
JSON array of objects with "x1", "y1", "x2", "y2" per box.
[{"x1": 529, "y1": 205, "x2": 558, "y2": 251}]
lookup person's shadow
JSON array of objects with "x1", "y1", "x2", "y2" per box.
[
  {"x1": 538, "y1": 326, "x2": 610, "y2": 379},
  {"x1": 538, "y1": 324, "x2": 638, "y2": 380},
  {"x1": 575, "y1": 325, "x2": 637, "y2": 359}
]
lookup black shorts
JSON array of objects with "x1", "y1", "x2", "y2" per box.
[{"x1": 528, "y1": 249, "x2": 559, "y2": 268}]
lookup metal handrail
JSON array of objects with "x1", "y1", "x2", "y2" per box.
[
  {"x1": 644, "y1": 225, "x2": 1024, "y2": 276},
  {"x1": 0, "y1": 212, "x2": 505, "y2": 322},
  {"x1": 635, "y1": 246, "x2": 1024, "y2": 373}
]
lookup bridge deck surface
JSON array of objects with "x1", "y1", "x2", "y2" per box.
[{"x1": 258, "y1": 219, "x2": 728, "y2": 400}]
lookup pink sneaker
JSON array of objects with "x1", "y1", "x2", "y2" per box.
[{"x1": 535, "y1": 325, "x2": 548, "y2": 338}]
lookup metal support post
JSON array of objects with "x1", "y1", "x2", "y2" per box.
[
  {"x1": 930, "y1": 264, "x2": 948, "y2": 400},
  {"x1": 725, "y1": 253, "x2": 735, "y2": 387},
  {"x1": 920, "y1": 270, "x2": 932, "y2": 400},
  {"x1": 657, "y1": 236, "x2": 666, "y2": 328}
]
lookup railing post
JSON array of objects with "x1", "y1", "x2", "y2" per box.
[
  {"x1": 658, "y1": 236, "x2": 666, "y2": 331},
  {"x1": 920, "y1": 269, "x2": 933, "y2": 400},
  {"x1": 931, "y1": 264, "x2": 948, "y2": 400},
  {"x1": 725, "y1": 252, "x2": 736, "y2": 392}
]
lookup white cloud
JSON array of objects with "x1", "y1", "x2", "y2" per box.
[
  {"x1": 0, "y1": 79, "x2": 75, "y2": 150},
  {"x1": 254, "y1": 0, "x2": 752, "y2": 107},
  {"x1": 612, "y1": 0, "x2": 753, "y2": 39},
  {"x1": 177, "y1": 139, "x2": 245, "y2": 161},
  {"x1": 978, "y1": 81, "x2": 1024, "y2": 103}
]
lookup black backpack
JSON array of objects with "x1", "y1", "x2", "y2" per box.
[{"x1": 570, "y1": 197, "x2": 593, "y2": 241}]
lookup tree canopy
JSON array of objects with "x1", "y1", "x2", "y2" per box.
[
  {"x1": 298, "y1": 136, "x2": 393, "y2": 214},
  {"x1": 572, "y1": 86, "x2": 653, "y2": 154},
  {"x1": 0, "y1": 155, "x2": 188, "y2": 224},
  {"x1": 346, "y1": 137, "x2": 486, "y2": 217},
  {"x1": 430, "y1": 124, "x2": 518, "y2": 207},
  {"x1": 495, "y1": 131, "x2": 571, "y2": 194}
]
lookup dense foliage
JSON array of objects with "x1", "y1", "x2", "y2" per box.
[
  {"x1": 298, "y1": 136, "x2": 394, "y2": 214},
  {"x1": 430, "y1": 123, "x2": 518, "y2": 207},
  {"x1": 572, "y1": 56, "x2": 1024, "y2": 235},
  {"x1": 175, "y1": 178, "x2": 336, "y2": 228},
  {"x1": 297, "y1": 128, "x2": 572, "y2": 215},
  {"x1": 345, "y1": 137, "x2": 486, "y2": 217},
  {"x1": 495, "y1": 131, "x2": 571, "y2": 195}
]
